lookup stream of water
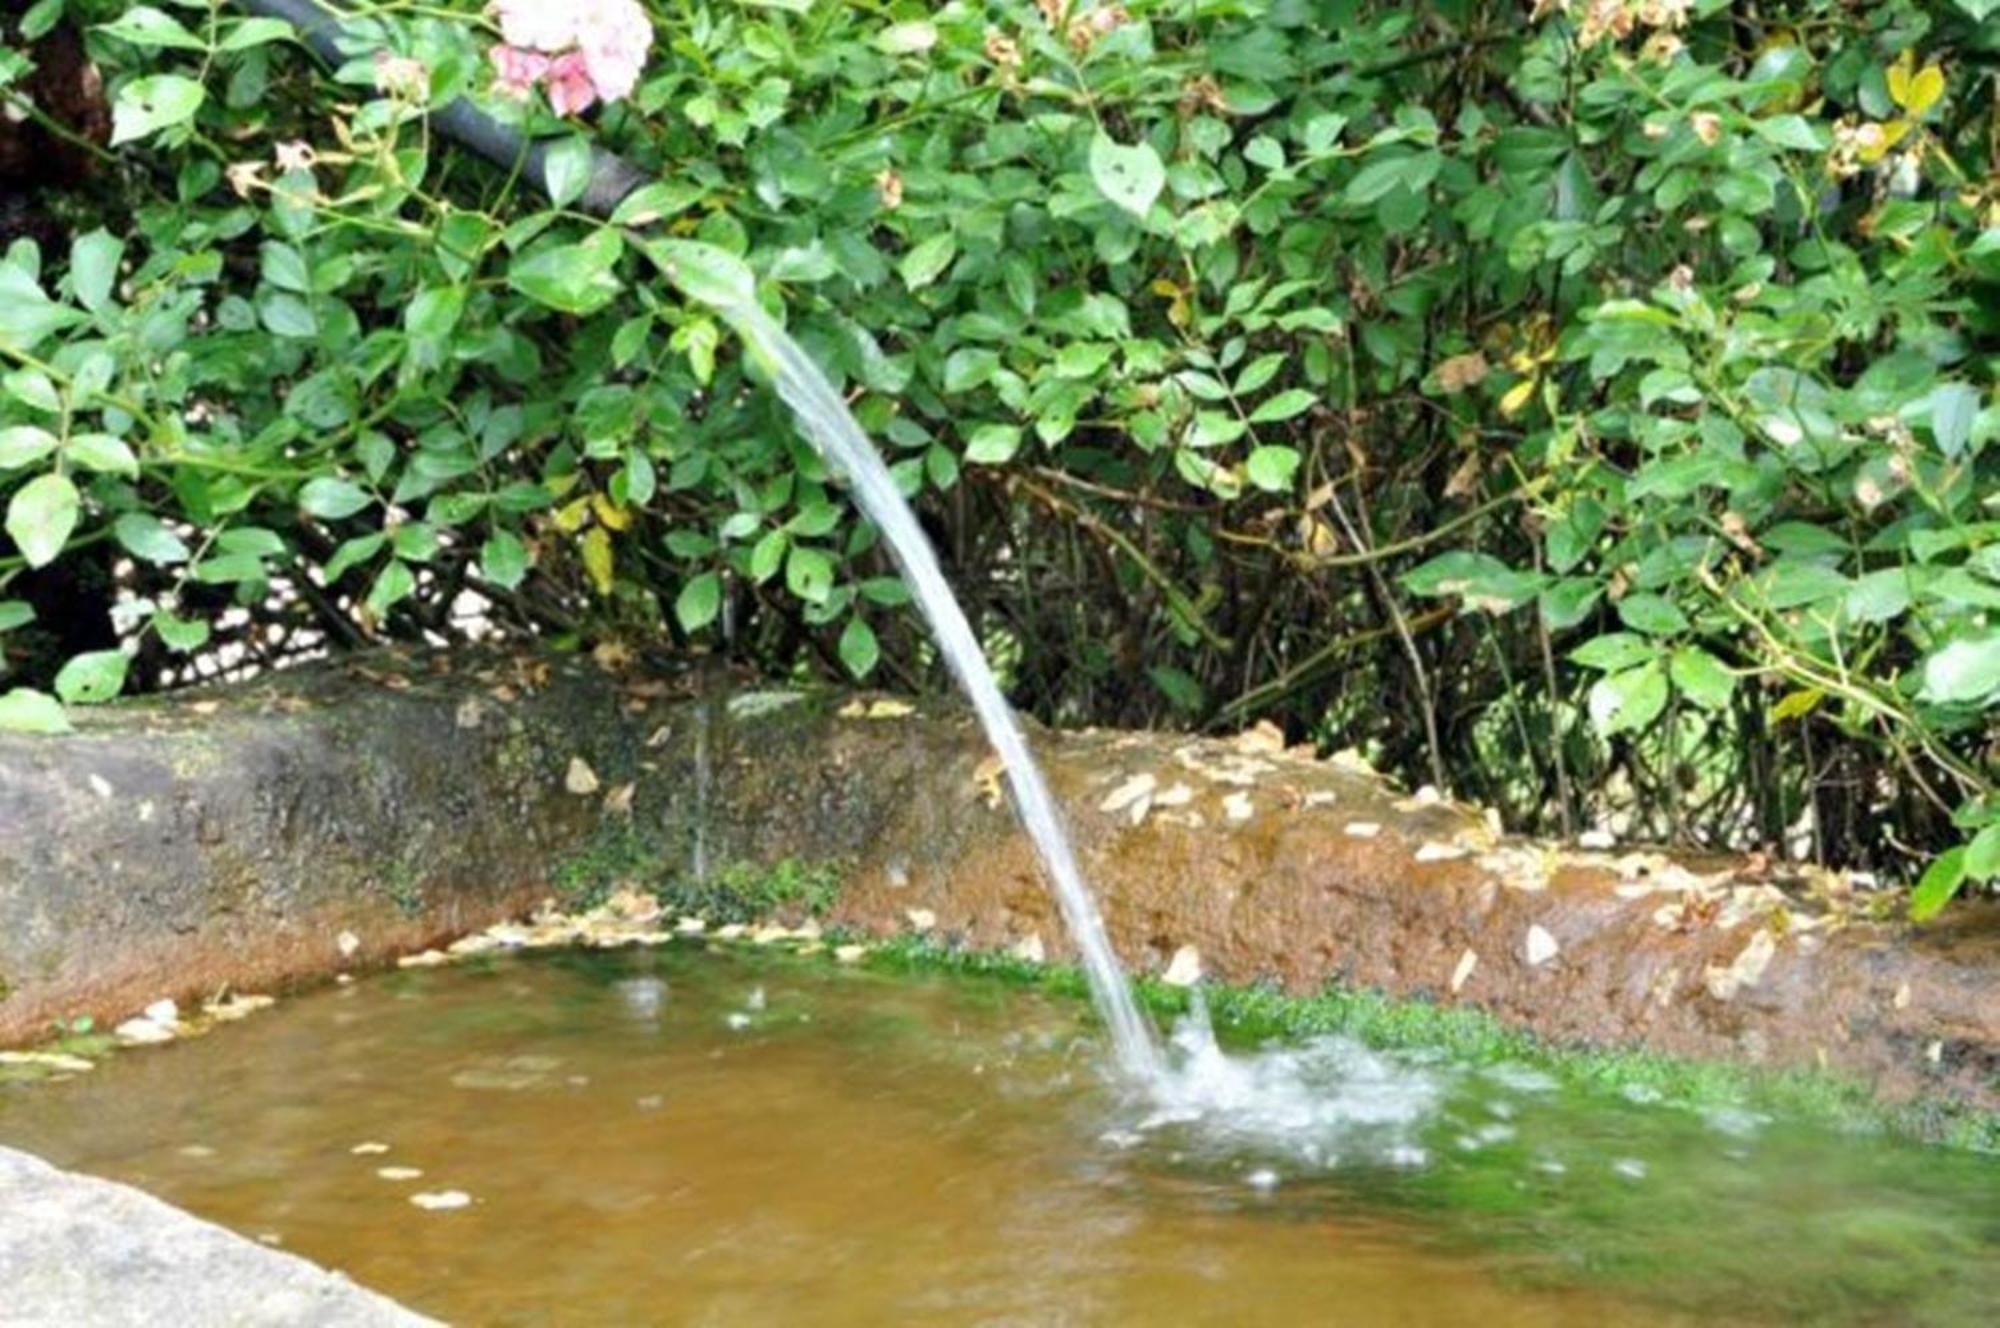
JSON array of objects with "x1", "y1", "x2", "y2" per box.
[{"x1": 722, "y1": 299, "x2": 1160, "y2": 1080}]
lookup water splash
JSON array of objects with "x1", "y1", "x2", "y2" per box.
[
  {"x1": 705, "y1": 291, "x2": 1159, "y2": 1079},
  {"x1": 1120, "y1": 994, "x2": 1444, "y2": 1171}
]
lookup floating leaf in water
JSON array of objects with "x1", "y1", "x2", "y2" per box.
[
  {"x1": 409, "y1": 1190, "x2": 472, "y2": 1211},
  {"x1": 0, "y1": 1050, "x2": 93, "y2": 1073},
  {"x1": 377, "y1": 1167, "x2": 423, "y2": 1181},
  {"x1": 350, "y1": 1142, "x2": 390, "y2": 1155}
]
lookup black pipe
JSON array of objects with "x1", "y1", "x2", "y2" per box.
[{"x1": 236, "y1": 0, "x2": 651, "y2": 217}]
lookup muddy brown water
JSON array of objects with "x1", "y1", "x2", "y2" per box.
[{"x1": 2, "y1": 946, "x2": 1996, "y2": 1326}]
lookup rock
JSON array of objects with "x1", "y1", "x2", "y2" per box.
[
  {"x1": 833, "y1": 944, "x2": 868, "y2": 964},
  {"x1": 904, "y1": 908, "x2": 936, "y2": 933},
  {"x1": 143, "y1": 999, "x2": 179, "y2": 1026},
  {"x1": 0, "y1": 1145, "x2": 433, "y2": 1325},
  {"x1": 1222, "y1": 792, "x2": 1254, "y2": 823},
  {"x1": 1009, "y1": 933, "x2": 1046, "y2": 964},
  {"x1": 1524, "y1": 925, "x2": 1559, "y2": 967},
  {"x1": 563, "y1": 757, "x2": 599, "y2": 795},
  {"x1": 1343, "y1": 821, "x2": 1381, "y2": 839}
]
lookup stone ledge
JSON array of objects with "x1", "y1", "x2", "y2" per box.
[
  {"x1": 1, "y1": 649, "x2": 1994, "y2": 1113},
  {"x1": 0, "y1": 1145, "x2": 434, "y2": 1327}
]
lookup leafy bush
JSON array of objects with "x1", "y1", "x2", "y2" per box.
[{"x1": 0, "y1": 0, "x2": 1995, "y2": 909}]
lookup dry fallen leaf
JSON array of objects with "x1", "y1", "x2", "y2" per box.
[
  {"x1": 564, "y1": 757, "x2": 600, "y2": 795},
  {"x1": 1525, "y1": 925, "x2": 1559, "y2": 967},
  {"x1": 1099, "y1": 772, "x2": 1157, "y2": 814},
  {"x1": 905, "y1": 908, "x2": 937, "y2": 933},
  {"x1": 1344, "y1": 821, "x2": 1381, "y2": 839},
  {"x1": 1009, "y1": 933, "x2": 1046, "y2": 964},
  {"x1": 1450, "y1": 948, "x2": 1478, "y2": 993},
  {"x1": 1223, "y1": 791, "x2": 1255, "y2": 823},
  {"x1": 603, "y1": 782, "x2": 636, "y2": 817},
  {"x1": 1161, "y1": 945, "x2": 1203, "y2": 987}
]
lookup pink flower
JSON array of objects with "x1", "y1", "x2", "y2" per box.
[
  {"x1": 544, "y1": 51, "x2": 598, "y2": 117},
  {"x1": 489, "y1": 43, "x2": 551, "y2": 99},
  {"x1": 575, "y1": 0, "x2": 653, "y2": 103},
  {"x1": 486, "y1": 0, "x2": 652, "y2": 116},
  {"x1": 490, "y1": 0, "x2": 574, "y2": 53}
]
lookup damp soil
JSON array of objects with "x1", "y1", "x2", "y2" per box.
[{"x1": 1, "y1": 946, "x2": 1995, "y2": 1327}]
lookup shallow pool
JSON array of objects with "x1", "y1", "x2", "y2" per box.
[{"x1": 2, "y1": 946, "x2": 1994, "y2": 1325}]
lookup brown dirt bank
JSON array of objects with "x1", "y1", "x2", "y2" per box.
[{"x1": 1, "y1": 650, "x2": 1994, "y2": 1112}]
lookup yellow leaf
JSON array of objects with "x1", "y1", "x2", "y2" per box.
[
  {"x1": 581, "y1": 527, "x2": 614, "y2": 595},
  {"x1": 1905, "y1": 66, "x2": 1944, "y2": 117},
  {"x1": 1771, "y1": 688, "x2": 1823, "y2": 723},
  {"x1": 552, "y1": 495, "x2": 592, "y2": 534},
  {"x1": 1857, "y1": 118, "x2": 1911, "y2": 165},
  {"x1": 1888, "y1": 54, "x2": 1944, "y2": 116},
  {"x1": 591, "y1": 494, "x2": 631, "y2": 531},
  {"x1": 1498, "y1": 377, "x2": 1538, "y2": 418}
]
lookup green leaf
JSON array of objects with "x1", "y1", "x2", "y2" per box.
[
  {"x1": 676, "y1": 570, "x2": 722, "y2": 631},
  {"x1": 219, "y1": 16, "x2": 296, "y2": 50},
  {"x1": 97, "y1": 7, "x2": 206, "y2": 50},
  {"x1": 1245, "y1": 445, "x2": 1300, "y2": 493},
  {"x1": 645, "y1": 239, "x2": 755, "y2": 309},
  {"x1": 0, "y1": 426, "x2": 58, "y2": 470},
  {"x1": 1090, "y1": 131, "x2": 1166, "y2": 218},
  {"x1": 1844, "y1": 569, "x2": 1913, "y2": 625},
  {"x1": 1249, "y1": 389, "x2": 1316, "y2": 423},
  {"x1": 1965, "y1": 825, "x2": 2000, "y2": 885},
  {"x1": 299, "y1": 476, "x2": 373, "y2": 520},
  {"x1": 1617, "y1": 592, "x2": 1689, "y2": 636},
  {"x1": 53, "y1": 650, "x2": 128, "y2": 705},
  {"x1": 1753, "y1": 115, "x2": 1827, "y2": 151},
  {"x1": 404, "y1": 287, "x2": 465, "y2": 343},
  {"x1": 542, "y1": 138, "x2": 594, "y2": 210},
  {"x1": 507, "y1": 234, "x2": 624, "y2": 316},
  {"x1": 66, "y1": 433, "x2": 137, "y2": 476},
  {"x1": 0, "y1": 600, "x2": 32, "y2": 632},
  {"x1": 898, "y1": 232, "x2": 957, "y2": 291},
  {"x1": 0, "y1": 688, "x2": 71, "y2": 735},
  {"x1": 785, "y1": 545, "x2": 834, "y2": 604},
  {"x1": 4, "y1": 368, "x2": 60, "y2": 414},
  {"x1": 1401, "y1": 551, "x2": 1543, "y2": 613},
  {"x1": 69, "y1": 230, "x2": 124, "y2": 313},
  {"x1": 1669, "y1": 646, "x2": 1735, "y2": 711},
  {"x1": 838, "y1": 615, "x2": 879, "y2": 679},
  {"x1": 366, "y1": 559, "x2": 417, "y2": 616},
  {"x1": 5, "y1": 472, "x2": 79, "y2": 568},
  {"x1": 110, "y1": 75, "x2": 206, "y2": 146},
  {"x1": 114, "y1": 512, "x2": 190, "y2": 565},
  {"x1": 1571, "y1": 631, "x2": 1656, "y2": 672},
  {"x1": 1920, "y1": 634, "x2": 2000, "y2": 705},
  {"x1": 1929, "y1": 383, "x2": 1978, "y2": 459},
  {"x1": 965, "y1": 424, "x2": 1021, "y2": 465},
  {"x1": 152, "y1": 611, "x2": 210, "y2": 653},
  {"x1": 0, "y1": 264, "x2": 85, "y2": 351},
  {"x1": 1909, "y1": 847, "x2": 1966, "y2": 922},
  {"x1": 479, "y1": 531, "x2": 529, "y2": 590},
  {"x1": 1589, "y1": 662, "x2": 1669, "y2": 736}
]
